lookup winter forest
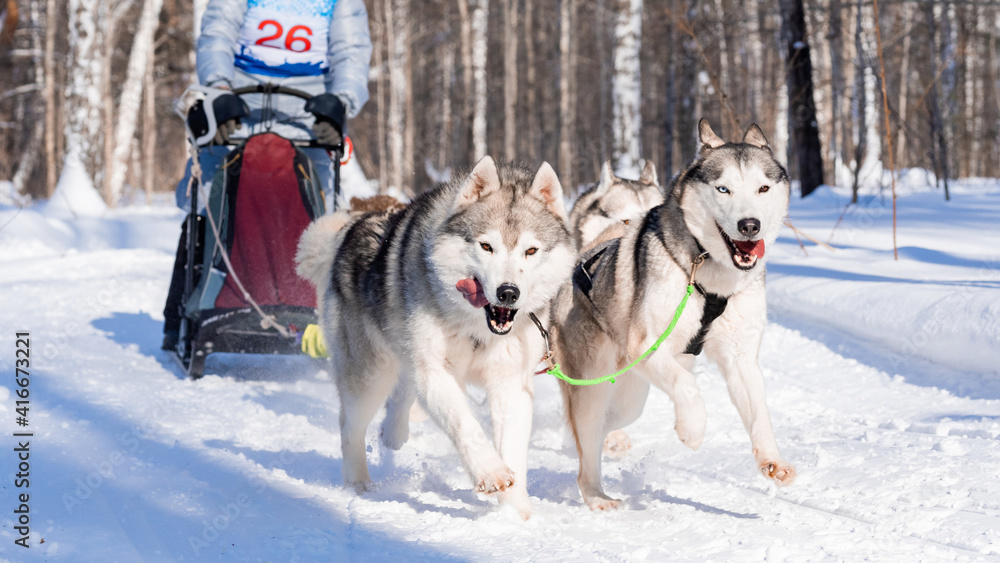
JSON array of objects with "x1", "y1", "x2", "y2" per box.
[{"x1": 1, "y1": 0, "x2": 998, "y2": 204}]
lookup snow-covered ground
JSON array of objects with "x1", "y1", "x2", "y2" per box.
[{"x1": 0, "y1": 174, "x2": 998, "y2": 561}]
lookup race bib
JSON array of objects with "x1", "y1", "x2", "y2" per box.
[{"x1": 235, "y1": 0, "x2": 336, "y2": 78}]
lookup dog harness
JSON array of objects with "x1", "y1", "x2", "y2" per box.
[{"x1": 572, "y1": 240, "x2": 728, "y2": 356}]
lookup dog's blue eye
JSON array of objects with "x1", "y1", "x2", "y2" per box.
[
  {"x1": 479, "y1": 242, "x2": 493, "y2": 253},
  {"x1": 716, "y1": 186, "x2": 730, "y2": 194}
]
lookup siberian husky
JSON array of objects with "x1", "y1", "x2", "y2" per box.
[
  {"x1": 296, "y1": 157, "x2": 575, "y2": 519},
  {"x1": 569, "y1": 160, "x2": 664, "y2": 251},
  {"x1": 550, "y1": 120, "x2": 796, "y2": 510}
]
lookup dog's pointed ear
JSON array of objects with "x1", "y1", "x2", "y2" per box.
[
  {"x1": 457, "y1": 155, "x2": 501, "y2": 207},
  {"x1": 639, "y1": 160, "x2": 658, "y2": 185},
  {"x1": 742, "y1": 124, "x2": 770, "y2": 149},
  {"x1": 594, "y1": 160, "x2": 615, "y2": 195},
  {"x1": 530, "y1": 161, "x2": 567, "y2": 219},
  {"x1": 698, "y1": 119, "x2": 726, "y2": 151}
]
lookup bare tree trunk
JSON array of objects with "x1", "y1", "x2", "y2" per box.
[
  {"x1": 503, "y1": 0, "x2": 518, "y2": 159},
  {"x1": 895, "y1": 2, "x2": 911, "y2": 171},
  {"x1": 779, "y1": 0, "x2": 824, "y2": 196},
  {"x1": 142, "y1": 37, "x2": 156, "y2": 205},
  {"x1": 457, "y1": 0, "x2": 474, "y2": 165},
  {"x1": 43, "y1": 0, "x2": 57, "y2": 196},
  {"x1": 471, "y1": 0, "x2": 488, "y2": 160},
  {"x1": 384, "y1": 0, "x2": 410, "y2": 194},
  {"x1": 438, "y1": 30, "x2": 454, "y2": 173},
  {"x1": 11, "y1": 0, "x2": 44, "y2": 197},
  {"x1": 850, "y1": 0, "x2": 866, "y2": 203},
  {"x1": 940, "y1": 0, "x2": 955, "y2": 199},
  {"x1": 523, "y1": 0, "x2": 535, "y2": 158},
  {"x1": 662, "y1": 1, "x2": 676, "y2": 176},
  {"x1": 675, "y1": 0, "x2": 698, "y2": 166},
  {"x1": 107, "y1": 0, "x2": 165, "y2": 206},
  {"x1": 64, "y1": 0, "x2": 106, "y2": 188},
  {"x1": 559, "y1": 0, "x2": 574, "y2": 188},
  {"x1": 828, "y1": 0, "x2": 844, "y2": 186},
  {"x1": 612, "y1": 0, "x2": 642, "y2": 175},
  {"x1": 373, "y1": 0, "x2": 386, "y2": 191}
]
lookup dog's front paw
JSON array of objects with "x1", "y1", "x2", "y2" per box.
[
  {"x1": 475, "y1": 465, "x2": 516, "y2": 494},
  {"x1": 603, "y1": 430, "x2": 632, "y2": 457},
  {"x1": 379, "y1": 422, "x2": 408, "y2": 451},
  {"x1": 347, "y1": 478, "x2": 375, "y2": 494},
  {"x1": 584, "y1": 494, "x2": 621, "y2": 511},
  {"x1": 759, "y1": 459, "x2": 796, "y2": 486},
  {"x1": 499, "y1": 488, "x2": 533, "y2": 520},
  {"x1": 674, "y1": 394, "x2": 706, "y2": 450}
]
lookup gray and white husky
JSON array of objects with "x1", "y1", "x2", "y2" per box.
[
  {"x1": 296, "y1": 156, "x2": 575, "y2": 519},
  {"x1": 569, "y1": 160, "x2": 664, "y2": 250},
  {"x1": 550, "y1": 120, "x2": 796, "y2": 510}
]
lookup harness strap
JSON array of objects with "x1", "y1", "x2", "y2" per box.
[
  {"x1": 684, "y1": 284, "x2": 728, "y2": 355},
  {"x1": 572, "y1": 239, "x2": 618, "y2": 301}
]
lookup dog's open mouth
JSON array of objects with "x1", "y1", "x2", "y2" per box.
[
  {"x1": 717, "y1": 224, "x2": 765, "y2": 270},
  {"x1": 456, "y1": 278, "x2": 518, "y2": 334},
  {"x1": 484, "y1": 304, "x2": 517, "y2": 335}
]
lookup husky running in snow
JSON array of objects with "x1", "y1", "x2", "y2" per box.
[
  {"x1": 296, "y1": 157, "x2": 575, "y2": 519},
  {"x1": 550, "y1": 120, "x2": 796, "y2": 510},
  {"x1": 569, "y1": 161, "x2": 664, "y2": 251}
]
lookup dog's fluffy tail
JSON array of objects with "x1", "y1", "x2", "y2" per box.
[{"x1": 295, "y1": 210, "x2": 352, "y2": 292}]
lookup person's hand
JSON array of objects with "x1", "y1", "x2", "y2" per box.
[
  {"x1": 210, "y1": 91, "x2": 249, "y2": 145},
  {"x1": 213, "y1": 115, "x2": 242, "y2": 145},
  {"x1": 304, "y1": 93, "x2": 347, "y2": 148},
  {"x1": 313, "y1": 120, "x2": 342, "y2": 147}
]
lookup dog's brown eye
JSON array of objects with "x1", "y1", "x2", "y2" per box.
[
  {"x1": 759, "y1": 185, "x2": 770, "y2": 193},
  {"x1": 480, "y1": 242, "x2": 493, "y2": 253},
  {"x1": 525, "y1": 247, "x2": 538, "y2": 257},
  {"x1": 623, "y1": 219, "x2": 630, "y2": 225}
]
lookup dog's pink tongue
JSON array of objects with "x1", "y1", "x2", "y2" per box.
[
  {"x1": 734, "y1": 239, "x2": 765, "y2": 257},
  {"x1": 456, "y1": 278, "x2": 489, "y2": 309}
]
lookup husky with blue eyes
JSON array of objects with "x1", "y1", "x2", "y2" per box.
[
  {"x1": 296, "y1": 156, "x2": 575, "y2": 519},
  {"x1": 550, "y1": 119, "x2": 796, "y2": 510}
]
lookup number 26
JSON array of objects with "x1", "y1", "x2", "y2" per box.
[{"x1": 256, "y1": 20, "x2": 313, "y2": 53}]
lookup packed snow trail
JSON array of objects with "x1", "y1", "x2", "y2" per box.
[{"x1": 0, "y1": 182, "x2": 998, "y2": 561}]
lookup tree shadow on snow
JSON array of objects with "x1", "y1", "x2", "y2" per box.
[
  {"x1": 33, "y1": 377, "x2": 472, "y2": 562},
  {"x1": 627, "y1": 489, "x2": 759, "y2": 519}
]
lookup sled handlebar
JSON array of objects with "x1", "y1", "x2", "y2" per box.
[{"x1": 225, "y1": 84, "x2": 343, "y2": 153}]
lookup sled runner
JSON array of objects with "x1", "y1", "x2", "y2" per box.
[{"x1": 171, "y1": 85, "x2": 341, "y2": 379}]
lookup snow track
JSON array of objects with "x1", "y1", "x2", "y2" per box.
[{"x1": 1, "y1": 183, "x2": 998, "y2": 560}]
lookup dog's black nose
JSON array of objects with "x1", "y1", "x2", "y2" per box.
[
  {"x1": 738, "y1": 218, "x2": 761, "y2": 238},
  {"x1": 497, "y1": 283, "x2": 520, "y2": 305}
]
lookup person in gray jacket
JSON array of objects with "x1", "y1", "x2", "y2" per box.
[
  {"x1": 176, "y1": 0, "x2": 372, "y2": 209},
  {"x1": 164, "y1": 0, "x2": 372, "y2": 351}
]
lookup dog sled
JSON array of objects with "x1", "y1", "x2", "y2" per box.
[{"x1": 169, "y1": 84, "x2": 342, "y2": 379}]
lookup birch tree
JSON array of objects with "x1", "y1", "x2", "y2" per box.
[
  {"x1": 63, "y1": 0, "x2": 104, "y2": 188},
  {"x1": 612, "y1": 0, "x2": 642, "y2": 176},
  {"x1": 43, "y1": 0, "x2": 57, "y2": 196},
  {"x1": 385, "y1": 0, "x2": 410, "y2": 194},
  {"x1": 559, "y1": 0, "x2": 575, "y2": 188},
  {"x1": 106, "y1": 0, "x2": 164, "y2": 205},
  {"x1": 471, "y1": 0, "x2": 488, "y2": 161},
  {"x1": 503, "y1": 0, "x2": 518, "y2": 159}
]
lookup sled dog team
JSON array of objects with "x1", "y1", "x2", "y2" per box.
[{"x1": 295, "y1": 119, "x2": 796, "y2": 519}]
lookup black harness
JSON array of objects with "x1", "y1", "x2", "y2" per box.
[{"x1": 572, "y1": 240, "x2": 729, "y2": 356}]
